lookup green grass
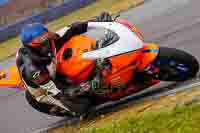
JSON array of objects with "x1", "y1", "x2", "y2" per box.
[
  {"x1": 0, "y1": 0, "x2": 144, "y2": 61},
  {"x1": 80, "y1": 103, "x2": 200, "y2": 133}
]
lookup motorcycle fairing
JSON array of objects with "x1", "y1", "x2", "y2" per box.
[
  {"x1": 56, "y1": 35, "x2": 96, "y2": 84},
  {"x1": 0, "y1": 65, "x2": 24, "y2": 90},
  {"x1": 82, "y1": 22, "x2": 144, "y2": 60},
  {"x1": 92, "y1": 43, "x2": 160, "y2": 99},
  {"x1": 116, "y1": 19, "x2": 144, "y2": 40},
  {"x1": 56, "y1": 34, "x2": 143, "y2": 86},
  {"x1": 138, "y1": 43, "x2": 160, "y2": 70}
]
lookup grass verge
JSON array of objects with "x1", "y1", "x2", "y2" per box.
[
  {"x1": 0, "y1": 0, "x2": 144, "y2": 61},
  {"x1": 79, "y1": 103, "x2": 200, "y2": 133}
]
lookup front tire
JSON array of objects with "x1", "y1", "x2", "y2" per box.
[{"x1": 152, "y1": 47, "x2": 199, "y2": 81}]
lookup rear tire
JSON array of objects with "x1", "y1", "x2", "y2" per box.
[{"x1": 153, "y1": 47, "x2": 199, "y2": 81}]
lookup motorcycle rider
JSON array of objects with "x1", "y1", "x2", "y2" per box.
[{"x1": 16, "y1": 12, "x2": 116, "y2": 116}]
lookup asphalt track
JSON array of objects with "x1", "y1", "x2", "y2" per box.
[{"x1": 1, "y1": 0, "x2": 200, "y2": 132}]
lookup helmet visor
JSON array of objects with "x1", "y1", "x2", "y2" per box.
[
  {"x1": 30, "y1": 32, "x2": 57, "y2": 48},
  {"x1": 28, "y1": 32, "x2": 57, "y2": 66}
]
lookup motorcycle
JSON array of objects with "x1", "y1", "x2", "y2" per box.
[{"x1": 0, "y1": 16, "x2": 199, "y2": 117}]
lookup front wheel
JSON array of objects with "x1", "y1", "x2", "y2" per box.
[{"x1": 152, "y1": 47, "x2": 199, "y2": 81}]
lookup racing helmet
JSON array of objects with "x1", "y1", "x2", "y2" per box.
[{"x1": 20, "y1": 23, "x2": 58, "y2": 65}]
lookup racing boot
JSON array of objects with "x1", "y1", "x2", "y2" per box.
[{"x1": 50, "y1": 92, "x2": 92, "y2": 117}]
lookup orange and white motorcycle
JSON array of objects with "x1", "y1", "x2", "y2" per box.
[{"x1": 0, "y1": 16, "x2": 199, "y2": 117}]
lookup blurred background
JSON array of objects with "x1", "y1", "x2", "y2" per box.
[
  {"x1": 0, "y1": 0, "x2": 71, "y2": 26},
  {"x1": 0, "y1": 0, "x2": 95, "y2": 42}
]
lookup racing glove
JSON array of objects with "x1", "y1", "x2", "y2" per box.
[{"x1": 91, "y1": 12, "x2": 113, "y2": 22}]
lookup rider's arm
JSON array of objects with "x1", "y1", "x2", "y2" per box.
[
  {"x1": 56, "y1": 22, "x2": 88, "y2": 47},
  {"x1": 55, "y1": 12, "x2": 113, "y2": 48}
]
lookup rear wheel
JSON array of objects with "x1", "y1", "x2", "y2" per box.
[{"x1": 152, "y1": 47, "x2": 199, "y2": 81}]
